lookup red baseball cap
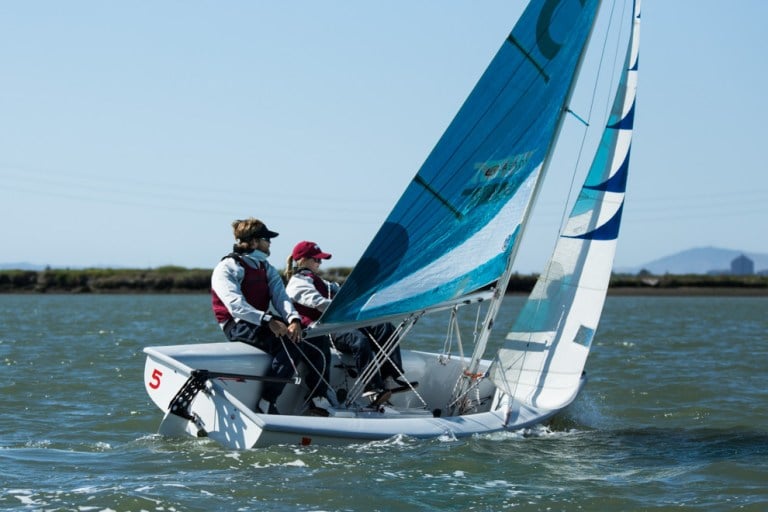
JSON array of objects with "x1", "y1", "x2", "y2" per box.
[{"x1": 292, "y1": 241, "x2": 332, "y2": 261}]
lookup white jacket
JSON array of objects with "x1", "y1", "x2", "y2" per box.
[
  {"x1": 286, "y1": 270, "x2": 341, "y2": 314},
  {"x1": 211, "y1": 250, "x2": 300, "y2": 326}
]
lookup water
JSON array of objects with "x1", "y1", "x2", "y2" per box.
[{"x1": 1, "y1": 294, "x2": 766, "y2": 511}]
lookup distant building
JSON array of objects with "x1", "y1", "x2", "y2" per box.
[{"x1": 731, "y1": 254, "x2": 754, "y2": 275}]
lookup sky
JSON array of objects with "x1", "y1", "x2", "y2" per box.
[{"x1": 1, "y1": 1, "x2": 766, "y2": 273}]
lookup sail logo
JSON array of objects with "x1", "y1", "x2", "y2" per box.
[{"x1": 460, "y1": 151, "x2": 534, "y2": 209}]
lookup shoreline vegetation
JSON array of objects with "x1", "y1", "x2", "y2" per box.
[{"x1": 1, "y1": 266, "x2": 767, "y2": 296}]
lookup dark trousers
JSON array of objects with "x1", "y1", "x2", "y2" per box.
[
  {"x1": 223, "y1": 320, "x2": 330, "y2": 403},
  {"x1": 332, "y1": 322, "x2": 403, "y2": 390},
  {"x1": 302, "y1": 335, "x2": 332, "y2": 399}
]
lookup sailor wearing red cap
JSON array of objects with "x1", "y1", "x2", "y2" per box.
[{"x1": 285, "y1": 241, "x2": 405, "y2": 404}]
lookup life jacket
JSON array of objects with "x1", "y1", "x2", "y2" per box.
[
  {"x1": 211, "y1": 253, "x2": 271, "y2": 324},
  {"x1": 292, "y1": 268, "x2": 335, "y2": 327}
]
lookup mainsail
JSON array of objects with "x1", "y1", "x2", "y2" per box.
[
  {"x1": 318, "y1": 0, "x2": 602, "y2": 330},
  {"x1": 490, "y1": 0, "x2": 641, "y2": 411}
]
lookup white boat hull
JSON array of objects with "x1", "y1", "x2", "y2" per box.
[{"x1": 143, "y1": 341, "x2": 578, "y2": 449}]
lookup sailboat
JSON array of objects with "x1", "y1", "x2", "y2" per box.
[{"x1": 143, "y1": 0, "x2": 641, "y2": 449}]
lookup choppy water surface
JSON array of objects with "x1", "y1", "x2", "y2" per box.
[{"x1": 1, "y1": 294, "x2": 766, "y2": 511}]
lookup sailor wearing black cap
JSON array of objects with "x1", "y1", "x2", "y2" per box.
[{"x1": 211, "y1": 217, "x2": 330, "y2": 415}]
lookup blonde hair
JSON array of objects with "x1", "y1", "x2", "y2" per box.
[{"x1": 284, "y1": 255, "x2": 297, "y2": 281}]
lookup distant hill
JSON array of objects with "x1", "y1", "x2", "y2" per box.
[{"x1": 621, "y1": 247, "x2": 768, "y2": 275}]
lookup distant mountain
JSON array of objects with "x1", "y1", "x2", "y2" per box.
[{"x1": 621, "y1": 247, "x2": 768, "y2": 275}]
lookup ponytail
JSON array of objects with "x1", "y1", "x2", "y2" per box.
[{"x1": 284, "y1": 255, "x2": 296, "y2": 280}]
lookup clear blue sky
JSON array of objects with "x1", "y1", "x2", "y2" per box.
[{"x1": 1, "y1": 1, "x2": 766, "y2": 272}]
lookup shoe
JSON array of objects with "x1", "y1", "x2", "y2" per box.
[
  {"x1": 312, "y1": 396, "x2": 334, "y2": 410},
  {"x1": 370, "y1": 390, "x2": 392, "y2": 408},
  {"x1": 257, "y1": 398, "x2": 279, "y2": 415}
]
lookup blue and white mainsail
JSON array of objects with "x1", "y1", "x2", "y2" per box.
[
  {"x1": 319, "y1": 0, "x2": 602, "y2": 329},
  {"x1": 490, "y1": 0, "x2": 641, "y2": 411}
]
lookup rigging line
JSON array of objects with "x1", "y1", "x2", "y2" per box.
[
  {"x1": 278, "y1": 336, "x2": 303, "y2": 386},
  {"x1": 362, "y1": 328, "x2": 404, "y2": 381},
  {"x1": 454, "y1": 307, "x2": 466, "y2": 362},
  {"x1": 544, "y1": 0, "x2": 624, "y2": 252},
  {"x1": 344, "y1": 325, "x2": 399, "y2": 403},
  {"x1": 293, "y1": 340, "x2": 333, "y2": 408},
  {"x1": 450, "y1": 300, "x2": 487, "y2": 412},
  {"x1": 495, "y1": 348, "x2": 527, "y2": 396},
  {"x1": 604, "y1": 0, "x2": 629, "y2": 116},
  {"x1": 439, "y1": 306, "x2": 460, "y2": 362},
  {"x1": 361, "y1": 326, "x2": 427, "y2": 406}
]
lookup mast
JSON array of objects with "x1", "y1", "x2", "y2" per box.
[
  {"x1": 488, "y1": 0, "x2": 641, "y2": 412},
  {"x1": 454, "y1": 0, "x2": 606, "y2": 411}
]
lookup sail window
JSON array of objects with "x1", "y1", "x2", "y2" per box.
[{"x1": 573, "y1": 325, "x2": 595, "y2": 348}]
